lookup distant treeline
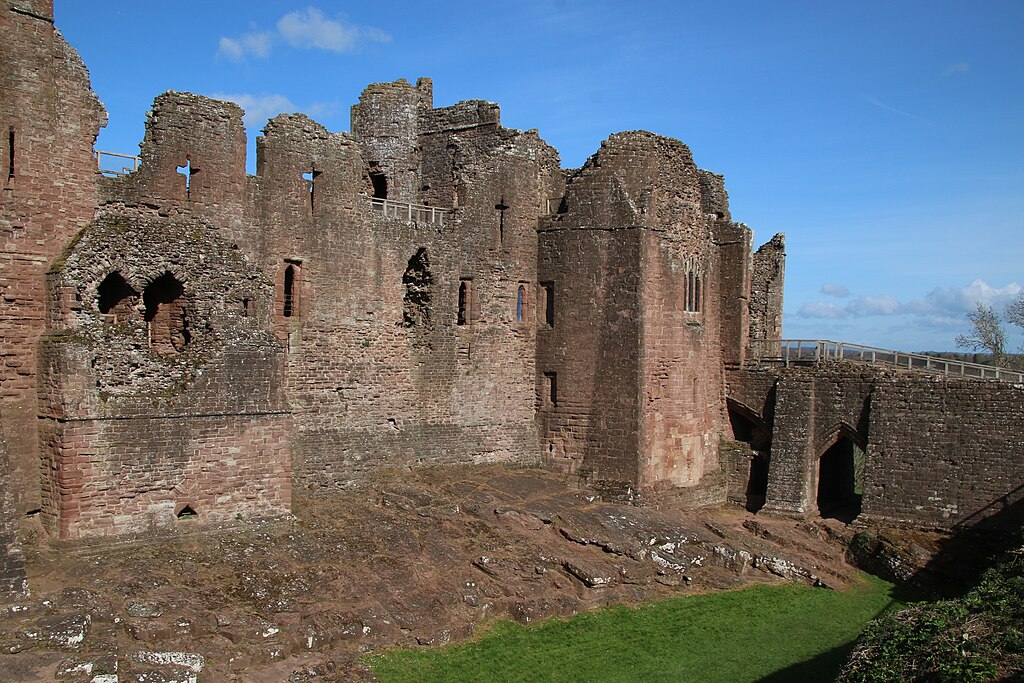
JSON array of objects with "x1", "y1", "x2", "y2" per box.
[{"x1": 919, "y1": 351, "x2": 1024, "y2": 367}]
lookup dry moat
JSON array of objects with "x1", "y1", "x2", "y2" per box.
[{"x1": 1, "y1": 464, "x2": 959, "y2": 682}]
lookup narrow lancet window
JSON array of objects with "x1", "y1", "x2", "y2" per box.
[{"x1": 283, "y1": 265, "x2": 297, "y2": 318}]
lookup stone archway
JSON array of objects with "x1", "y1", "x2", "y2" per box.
[{"x1": 815, "y1": 425, "x2": 865, "y2": 522}]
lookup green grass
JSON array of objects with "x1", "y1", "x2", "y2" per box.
[{"x1": 370, "y1": 574, "x2": 901, "y2": 683}]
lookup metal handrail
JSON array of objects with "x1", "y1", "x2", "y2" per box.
[
  {"x1": 369, "y1": 197, "x2": 450, "y2": 225},
  {"x1": 749, "y1": 339, "x2": 1024, "y2": 384},
  {"x1": 96, "y1": 150, "x2": 140, "y2": 177}
]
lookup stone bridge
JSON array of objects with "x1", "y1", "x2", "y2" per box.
[{"x1": 725, "y1": 341, "x2": 1024, "y2": 529}]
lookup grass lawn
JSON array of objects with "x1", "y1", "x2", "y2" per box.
[{"x1": 369, "y1": 574, "x2": 901, "y2": 683}]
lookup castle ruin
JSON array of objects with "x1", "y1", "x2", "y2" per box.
[{"x1": 2, "y1": 0, "x2": 1022, "y2": 600}]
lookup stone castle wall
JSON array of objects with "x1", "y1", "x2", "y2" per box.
[
  {"x1": 728, "y1": 365, "x2": 1024, "y2": 528},
  {"x1": 0, "y1": 3, "x2": 789, "y2": 568}
]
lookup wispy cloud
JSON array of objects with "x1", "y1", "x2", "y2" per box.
[
  {"x1": 861, "y1": 94, "x2": 928, "y2": 123},
  {"x1": 942, "y1": 62, "x2": 970, "y2": 77},
  {"x1": 217, "y1": 7, "x2": 391, "y2": 62},
  {"x1": 217, "y1": 31, "x2": 273, "y2": 62},
  {"x1": 820, "y1": 283, "x2": 849, "y2": 298},
  {"x1": 798, "y1": 279, "x2": 1023, "y2": 322}
]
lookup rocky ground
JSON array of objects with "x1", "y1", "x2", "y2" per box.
[{"x1": 0, "y1": 465, "x2": 941, "y2": 682}]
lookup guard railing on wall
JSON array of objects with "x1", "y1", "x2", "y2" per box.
[
  {"x1": 749, "y1": 339, "x2": 1024, "y2": 383},
  {"x1": 369, "y1": 197, "x2": 450, "y2": 225},
  {"x1": 96, "y1": 150, "x2": 140, "y2": 177}
]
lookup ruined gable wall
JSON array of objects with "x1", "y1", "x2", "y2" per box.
[
  {"x1": 38, "y1": 212, "x2": 290, "y2": 538},
  {"x1": 749, "y1": 233, "x2": 785, "y2": 347},
  {"x1": 0, "y1": 2, "x2": 105, "y2": 513},
  {"x1": 102, "y1": 92, "x2": 248, "y2": 230},
  {"x1": 712, "y1": 220, "x2": 752, "y2": 367}
]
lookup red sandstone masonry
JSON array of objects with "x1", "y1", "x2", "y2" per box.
[{"x1": 2, "y1": 6, "x2": 789, "y2": 557}]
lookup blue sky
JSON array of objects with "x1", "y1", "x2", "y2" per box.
[{"x1": 55, "y1": 1, "x2": 1023, "y2": 352}]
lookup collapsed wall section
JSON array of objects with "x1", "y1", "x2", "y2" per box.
[
  {"x1": 103, "y1": 92, "x2": 247, "y2": 229},
  {"x1": 39, "y1": 211, "x2": 290, "y2": 539}
]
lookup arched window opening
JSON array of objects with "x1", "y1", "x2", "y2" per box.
[
  {"x1": 402, "y1": 248, "x2": 432, "y2": 328},
  {"x1": 176, "y1": 505, "x2": 197, "y2": 519},
  {"x1": 370, "y1": 171, "x2": 388, "y2": 199},
  {"x1": 817, "y1": 435, "x2": 864, "y2": 522},
  {"x1": 97, "y1": 271, "x2": 138, "y2": 322},
  {"x1": 143, "y1": 272, "x2": 189, "y2": 354},
  {"x1": 516, "y1": 284, "x2": 526, "y2": 323}
]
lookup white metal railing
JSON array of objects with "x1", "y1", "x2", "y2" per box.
[
  {"x1": 96, "y1": 150, "x2": 140, "y2": 177},
  {"x1": 748, "y1": 339, "x2": 1024, "y2": 383},
  {"x1": 369, "y1": 197, "x2": 450, "y2": 225}
]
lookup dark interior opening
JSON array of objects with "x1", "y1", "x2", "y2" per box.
[
  {"x1": 817, "y1": 435, "x2": 863, "y2": 522},
  {"x1": 370, "y1": 171, "x2": 388, "y2": 199},
  {"x1": 402, "y1": 248, "x2": 432, "y2": 328},
  {"x1": 283, "y1": 265, "x2": 296, "y2": 318},
  {"x1": 7, "y1": 129, "x2": 13, "y2": 179},
  {"x1": 516, "y1": 285, "x2": 525, "y2": 323},
  {"x1": 143, "y1": 271, "x2": 189, "y2": 353},
  {"x1": 176, "y1": 505, "x2": 197, "y2": 519},
  {"x1": 97, "y1": 271, "x2": 138, "y2": 321},
  {"x1": 457, "y1": 280, "x2": 469, "y2": 325},
  {"x1": 541, "y1": 282, "x2": 554, "y2": 327},
  {"x1": 728, "y1": 406, "x2": 771, "y2": 512}
]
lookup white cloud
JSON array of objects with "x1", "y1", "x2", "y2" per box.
[
  {"x1": 922, "y1": 279, "x2": 1022, "y2": 315},
  {"x1": 211, "y1": 93, "x2": 297, "y2": 127},
  {"x1": 217, "y1": 7, "x2": 391, "y2": 61},
  {"x1": 820, "y1": 283, "x2": 849, "y2": 298},
  {"x1": 797, "y1": 279, "x2": 1023, "y2": 322},
  {"x1": 277, "y1": 8, "x2": 359, "y2": 52},
  {"x1": 217, "y1": 31, "x2": 273, "y2": 62},
  {"x1": 943, "y1": 62, "x2": 970, "y2": 77},
  {"x1": 847, "y1": 295, "x2": 902, "y2": 317},
  {"x1": 798, "y1": 301, "x2": 848, "y2": 319}
]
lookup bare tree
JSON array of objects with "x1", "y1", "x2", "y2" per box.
[
  {"x1": 955, "y1": 303, "x2": 1006, "y2": 364},
  {"x1": 1006, "y1": 292, "x2": 1024, "y2": 331}
]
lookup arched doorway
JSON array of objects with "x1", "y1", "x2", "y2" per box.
[
  {"x1": 726, "y1": 400, "x2": 771, "y2": 512},
  {"x1": 816, "y1": 430, "x2": 864, "y2": 522}
]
